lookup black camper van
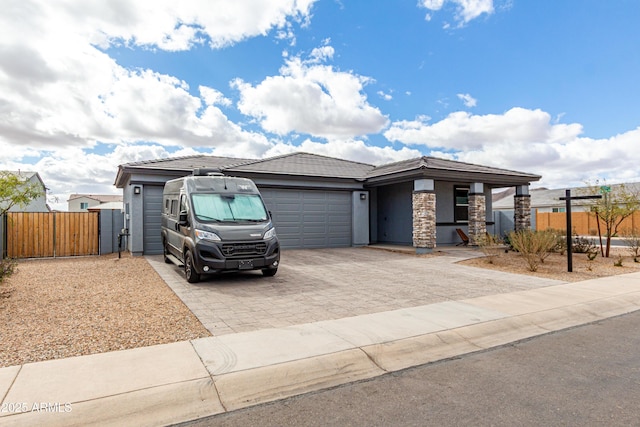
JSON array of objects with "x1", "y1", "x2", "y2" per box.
[{"x1": 161, "y1": 169, "x2": 280, "y2": 283}]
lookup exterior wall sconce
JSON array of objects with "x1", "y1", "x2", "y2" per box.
[
  {"x1": 360, "y1": 193, "x2": 367, "y2": 200},
  {"x1": 133, "y1": 186, "x2": 141, "y2": 195}
]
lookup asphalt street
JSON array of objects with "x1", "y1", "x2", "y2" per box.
[{"x1": 176, "y1": 309, "x2": 640, "y2": 427}]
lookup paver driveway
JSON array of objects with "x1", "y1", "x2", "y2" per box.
[{"x1": 147, "y1": 247, "x2": 564, "y2": 336}]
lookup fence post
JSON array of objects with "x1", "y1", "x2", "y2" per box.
[{"x1": 0, "y1": 214, "x2": 5, "y2": 259}]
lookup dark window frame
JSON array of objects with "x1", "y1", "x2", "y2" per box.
[{"x1": 454, "y1": 186, "x2": 469, "y2": 223}]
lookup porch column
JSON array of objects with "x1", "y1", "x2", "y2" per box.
[
  {"x1": 468, "y1": 183, "x2": 486, "y2": 245},
  {"x1": 412, "y1": 179, "x2": 436, "y2": 254},
  {"x1": 514, "y1": 185, "x2": 531, "y2": 231}
]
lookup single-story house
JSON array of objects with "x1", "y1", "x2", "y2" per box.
[
  {"x1": 493, "y1": 182, "x2": 640, "y2": 213},
  {"x1": 68, "y1": 194, "x2": 123, "y2": 212},
  {"x1": 114, "y1": 152, "x2": 540, "y2": 255},
  {"x1": 0, "y1": 170, "x2": 49, "y2": 212}
]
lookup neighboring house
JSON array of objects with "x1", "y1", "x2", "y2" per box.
[
  {"x1": 0, "y1": 171, "x2": 49, "y2": 212},
  {"x1": 114, "y1": 152, "x2": 540, "y2": 256},
  {"x1": 67, "y1": 194, "x2": 123, "y2": 212},
  {"x1": 493, "y1": 182, "x2": 640, "y2": 213}
]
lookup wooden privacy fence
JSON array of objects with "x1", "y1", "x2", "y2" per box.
[
  {"x1": 5, "y1": 212, "x2": 99, "y2": 258},
  {"x1": 536, "y1": 211, "x2": 640, "y2": 235}
]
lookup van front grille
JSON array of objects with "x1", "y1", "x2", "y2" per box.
[{"x1": 222, "y1": 242, "x2": 267, "y2": 257}]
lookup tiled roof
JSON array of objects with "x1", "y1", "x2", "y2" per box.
[
  {"x1": 225, "y1": 152, "x2": 374, "y2": 179},
  {"x1": 116, "y1": 152, "x2": 541, "y2": 187},
  {"x1": 121, "y1": 154, "x2": 253, "y2": 171},
  {"x1": 493, "y1": 182, "x2": 640, "y2": 209},
  {"x1": 368, "y1": 156, "x2": 541, "y2": 180}
]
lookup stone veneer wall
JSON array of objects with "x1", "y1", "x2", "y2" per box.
[
  {"x1": 412, "y1": 191, "x2": 436, "y2": 251},
  {"x1": 468, "y1": 193, "x2": 486, "y2": 245},
  {"x1": 514, "y1": 194, "x2": 532, "y2": 231}
]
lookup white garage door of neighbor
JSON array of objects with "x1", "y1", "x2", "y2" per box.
[{"x1": 260, "y1": 189, "x2": 352, "y2": 249}]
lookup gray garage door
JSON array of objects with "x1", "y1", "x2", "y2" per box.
[
  {"x1": 143, "y1": 185, "x2": 164, "y2": 255},
  {"x1": 260, "y1": 189, "x2": 352, "y2": 249}
]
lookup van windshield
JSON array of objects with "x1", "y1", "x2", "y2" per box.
[{"x1": 191, "y1": 193, "x2": 268, "y2": 222}]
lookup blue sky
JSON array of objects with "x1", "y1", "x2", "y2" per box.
[{"x1": 1, "y1": 0, "x2": 639, "y2": 210}]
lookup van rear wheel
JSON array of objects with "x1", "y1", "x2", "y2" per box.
[{"x1": 184, "y1": 250, "x2": 200, "y2": 283}]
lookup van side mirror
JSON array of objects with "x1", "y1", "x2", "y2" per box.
[
  {"x1": 268, "y1": 210, "x2": 273, "y2": 219},
  {"x1": 178, "y1": 211, "x2": 189, "y2": 226}
]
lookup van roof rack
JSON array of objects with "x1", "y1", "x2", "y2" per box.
[{"x1": 193, "y1": 168, "x2": 224, "y2": 176}]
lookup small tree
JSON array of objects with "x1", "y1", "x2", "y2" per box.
[
  {"x1": 0, "y1": 171, "x2": 44, "y2": 216},
  {"x1": 0, "y1": 171, "x2": 44, "y2": 283},
  {"x1": 583, "y1": 182, "x2": 640, "y2": 258}
]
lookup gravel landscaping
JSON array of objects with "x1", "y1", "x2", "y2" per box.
[
  {"x1": 1, "y1": 246, "x2": 639, "y2": 369},
  {"x1": 0, "y1": 253, "x2": 210, "y2": 368},
  {"x1": 460, "y1": 247, "x2": 640, "y2": 282}
]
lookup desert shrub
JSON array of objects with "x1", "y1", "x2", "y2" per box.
[
  {"x1": 622, "y1": 229, "x2": 640, "y2": 262},
  {"x1": 507, "y1": 230, "x2": 557, "y2": 272},
  {"x1": 614, "y1": 255, "x2": 624, "y2": 267},
  {"x1": 477, "y1": 233, "x2": 504, "y2": 264},
  {"x1": 0, "y1": 258, "x2": 17, "y2": 283},
  {"x1": 546, "y1": 228, "x2": 567, "y2": 255},
  {"x1": 572, "y1": 234, "x2": 597, "y2": 254},
  {"x1": 535, "y1": 230, "x2": 559, "y2": 263}
]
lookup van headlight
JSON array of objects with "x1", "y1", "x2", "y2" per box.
[
  {"x1": 263, "y1": 227, "x2": 277, "y2": 240},
  {"x1": 195, "y1": 229, "x2": 221, "y2": 242}
]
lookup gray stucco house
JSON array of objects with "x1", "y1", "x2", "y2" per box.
[
  {"x1": 1, "y1": 171, "x2": 49, "y2": 212},
  {"x1": 114, "y1": 152, "x2": 540, "y2": 255}
]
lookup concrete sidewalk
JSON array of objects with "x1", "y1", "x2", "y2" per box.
[{"x1": 2, "y1": 270, "x2": 640, "y2": 426}]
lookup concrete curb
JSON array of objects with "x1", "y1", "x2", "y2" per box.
[{"x1": 2, "y1": 272, "x2": 640, "y2": 426}]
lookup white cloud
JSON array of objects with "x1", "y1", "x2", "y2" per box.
[
  {"x1": 378, "y1": 91, "x2": 393, "y2": 101},
  {"x1": 457, "y1": 93, "x2": 477, "y2": 107},
  {"x1": 385, "y1": 107, "x2": 640, "y2": 189},
  {"x1": 232, "y1": 52, "x2": 389, "y2": 138},
  {"x1": 0, "y1": 0, "x2": 304, "y2": 156},
  {"x1": 264, "y1": 139, "x2": 422, "y2": 165},
  {"x1": 419, "y1": 0, "x2": 494, "y2": 26}
]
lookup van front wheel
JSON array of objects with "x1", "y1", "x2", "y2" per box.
[
  {"x1": 163, "y1": 242, "x2": 172, "y2": 264},
  {"x1": 184, "y1": 250, "x2": 201, "y2": 283},
  {"x1": 262, "y1": 268, "x2": 277, "y2": 277}
]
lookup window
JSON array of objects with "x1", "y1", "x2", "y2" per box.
[
  {"x1": 80, "y1": 202, "x2": 89, "y2": 210},
  {"x1": 170, "y1": 199, "x2": 178, "y2": 216},
  {"x1": 552, "y1": 207, "x2": 566, "y2": 213},
  {"x1": 191, "y1": 193, "x2": 268, "y2": 222},
  {"x1": 454, "y1": 187, "x2": 469, "y2": 223}
]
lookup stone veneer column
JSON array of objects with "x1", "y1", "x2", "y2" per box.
[
  {"x1": 468, "y1": 183, "x2": 486, "y2": 245},
  {"x1": 413, "y1": 179, "x2": 436, "y2": 254},
  {"x1": 514, "y1": 185, "x2": 532, "y2": 231}
]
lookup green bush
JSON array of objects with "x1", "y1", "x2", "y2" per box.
[{"x1": 507, "y1": 230, "x2": 557, "y2": 272}]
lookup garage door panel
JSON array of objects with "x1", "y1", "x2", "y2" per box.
[
  {"x1": 260, "y1": 189, "x2": 352, "y2": 249},
  {"x1": 143, "y1": 186, "x2": 164, "y2": 255}
]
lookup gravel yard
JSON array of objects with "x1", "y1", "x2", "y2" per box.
[
  {"x1": 2, "y1": 246, "x2": 639, "y2": 369},
  {"x1": 0, "y1": 253, "x2": 210, "y2": 368},
  {"x1": 460, "y1": 247, "x2": 640, "y2": 282}
]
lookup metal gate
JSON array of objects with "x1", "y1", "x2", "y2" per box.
[{"x1": 4, "y1": 212, "x2": 99, "y2": 258}]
